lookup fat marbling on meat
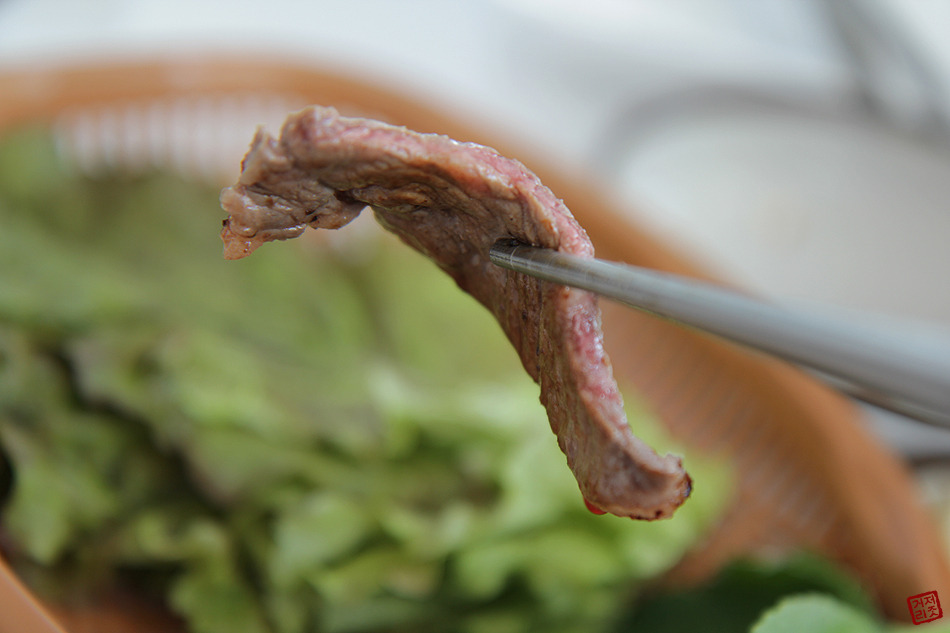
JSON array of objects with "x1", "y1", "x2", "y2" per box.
[{"x1": 220, "y1": 106, "x2": 691, "y2": 519}]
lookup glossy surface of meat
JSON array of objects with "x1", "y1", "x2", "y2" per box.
[{"x1": 220, "y1": 106, "x2": 691, "y2": 519}]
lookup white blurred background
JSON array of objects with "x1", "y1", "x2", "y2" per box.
[{"x1": 2, "y1": 0, "x2": 949, "y2": 453}]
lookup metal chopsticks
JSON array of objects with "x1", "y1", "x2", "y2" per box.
[{"x1": 489, "y1": 238, "x2": 950, "y2": 428}]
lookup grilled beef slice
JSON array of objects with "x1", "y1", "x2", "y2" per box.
[{"x1": 220, "y1": 106, "x2": 691, "y2": 519}]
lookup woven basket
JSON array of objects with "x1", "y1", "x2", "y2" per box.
[{"x1": 1, "y1": 55, "x2": 946, "y2": 631}]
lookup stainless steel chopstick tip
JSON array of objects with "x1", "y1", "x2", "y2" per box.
[{"x1": 487, "y1": 238, "x2": 950, "y2": 428}]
